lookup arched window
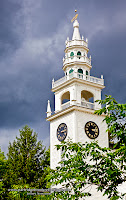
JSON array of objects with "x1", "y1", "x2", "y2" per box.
[
  {"x1": 78, "y1": 68, "x2": 83, "y2": 79},
  {"x1": 81, "y1": 90, "x2": 93, "y2": 102},
  {"x1": 69, "y1": 69, "x2": 74, "y2": 74},
  {"x1": 61, "y1": 91, "x2": 70, "y2": 104},
  {"x1": 77, "y1": 51, "x2": 81, "y2": 59},
  {"x1": 86, "y1": 70, "x2": 88, "y2": 75},
  {"x1": 70, "y1": 52, "x2": 74, "y2": 59},
  {"x1": 86, "y1": 70, "x2": 89, "y2": 80},
  {"x1": 78, "y1": 68, "x2": 83, "y2": 74},
  {"x1": 81, "y1": 90, "x2": 94, "y2": 109}
]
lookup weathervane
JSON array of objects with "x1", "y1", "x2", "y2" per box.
[{"x1": 71, "y1": 10, "x2": 78, "y2": 23}]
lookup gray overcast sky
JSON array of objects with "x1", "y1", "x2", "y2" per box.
[{"x1": 0, "y1": 0, "x2": 126, "y2": 155}]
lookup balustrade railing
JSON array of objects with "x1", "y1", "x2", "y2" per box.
[
  {"x1": 81, "y1": 101, "x2": 94, "y2": 110},
  {"x1": 61, "y1": 101, "x2": 70, "y2": 110},
  {"x1": 52, "y1": 72, "x2": 104, "y2": 88},
  {"x1": 63, "y1": 55, "x2": 91, "y2": 66},
  {"x1": 65, "y1": 40, "x2": 88, "y2": 48},
  {"x1": 61, "y1": 101, "x2": 95, "y2": 111},
  {"x1": 52, "y1": 76, "x2": 67, "y2": 88}
]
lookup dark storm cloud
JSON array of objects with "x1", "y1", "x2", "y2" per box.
[
  {"x1": 0, "y1": 0, "x2": 126, "y2": 154},
  {"x1": 0, "y1": 0, "x2": 22, "y2": 57}
]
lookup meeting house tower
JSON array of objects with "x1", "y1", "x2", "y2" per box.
[{"x1": 46, "y1": 13, "x2": 110, "y2": 200}]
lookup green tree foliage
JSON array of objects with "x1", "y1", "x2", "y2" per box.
[
  {"x1": 2, "y1": 125, "x2": 50, "y2": 199},
  {"x1": 0, "y1": 148, "x2": 6, "y2": 179},
  {"x1": 0, "y1": 148, "x2": 6, "y2": 195},
  {"x1": 48, "y1": 96, "x2": 126, "y2": 200}
]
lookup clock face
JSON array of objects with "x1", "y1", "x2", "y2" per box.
[
  {"x1": 85, "y1": 121, "x2": 99, "y2": 139},
  {"x1": 57, "y1": 123, "x2": 67, "y2": 141}
]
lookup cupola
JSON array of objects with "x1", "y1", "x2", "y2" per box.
[
  {"x1": 63, "y1": 16, "x2": 92, "y2": 78},
  {"x1": 50, "y1": 12, "x2": 105, "y2": 114}
]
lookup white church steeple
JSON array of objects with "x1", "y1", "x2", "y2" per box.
[
  {"x1": 46, "y1": 14, "x2": 109, "y2": 199},
  {"x1": 50, "y1": 15, "x2": 105, "y2": 113},
  {"x1": 47, "y1": 12, "x2": 108, "y2": 175},
  {"x1": 63, "y1": 15, "x2": 91, "y2": 78}
]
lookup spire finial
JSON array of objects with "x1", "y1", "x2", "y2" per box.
[
  {"x1": 71, "y1": 10, "x2": 78, "y2": 23},
  {"x1": 46, "y1": 100, "x2": 52, "y2": 117},
  {"x1": 72, "y1": 10, "x2": 81, "y2": 40}
]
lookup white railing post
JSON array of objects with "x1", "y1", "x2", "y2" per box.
[
  {"x1": 101, "y1": 75, "x2": 104, "y2": 85},
  {"x1": 52, "y1": 72, "x2": 104, "y2": 89},
  {"x1": 74, "y1": 71, "x2": 77, "y2": 78},
  {"x1": 83, "y1": 74, "x2": 86, "y2": 80},
  {"x1": 89, "y1": 55, "x2": 91, "y2": 65}
]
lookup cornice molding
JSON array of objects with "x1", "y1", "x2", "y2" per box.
[
  {"x1": 63, "y1": 61, "x2": 92, "y2": 71},
  {"x1": 46, "y1": 105, "x2": 106, "y2": 122},
  {"x1": 64, "y1": 45, "x2": 89, "y2": 53},
  {"x1": 51, "y1": 77, "x2": 105, "y2": 93}
]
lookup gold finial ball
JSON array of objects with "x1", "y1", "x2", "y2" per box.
[{"x1": 75, "y1": 10, "x2": 77, "y2": 12}]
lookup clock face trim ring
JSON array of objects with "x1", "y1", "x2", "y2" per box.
[
  {"x1": 57, "y1": 123, "x2": 67, "y2": 141},
  {"x1": 85, "y1": 121, "x2": 99, "y2": 139}
]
